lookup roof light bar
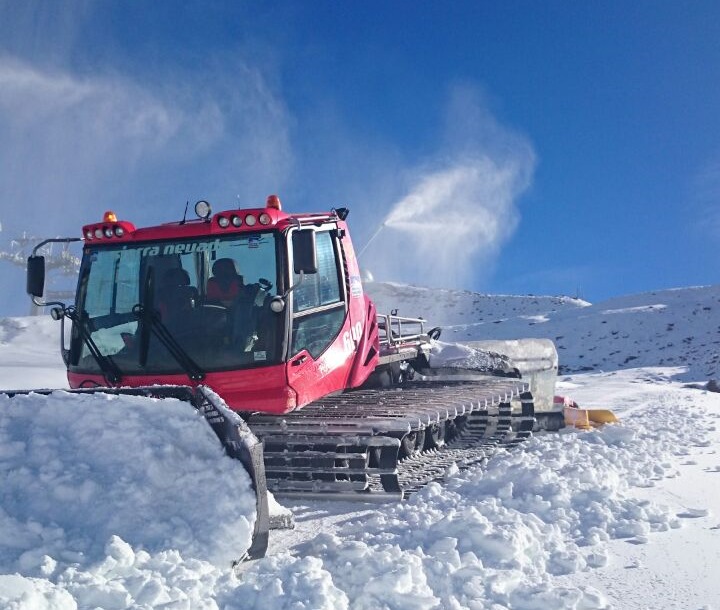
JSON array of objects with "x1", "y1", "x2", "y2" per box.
[{"x1": 83, "y1": 218, "x2": 135, "y2": 241}]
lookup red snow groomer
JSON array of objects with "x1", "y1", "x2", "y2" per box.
[{"x1": 23, "y1": 196, "x2": 559, "y2": 506}]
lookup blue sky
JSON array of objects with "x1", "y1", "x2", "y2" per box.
[{"x1": 1, "y1": 1, "x2": 719, "y2": 315}]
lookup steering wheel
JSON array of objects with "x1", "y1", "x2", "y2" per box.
[{"x1": 258, "y1": 278, "x2": 273, "y2": 291}]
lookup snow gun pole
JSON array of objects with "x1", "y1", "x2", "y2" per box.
[{"x1": 357, "y1": 221, "x2": 386, "y2": 260}]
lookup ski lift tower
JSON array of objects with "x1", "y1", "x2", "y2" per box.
[{"x1": 0, "y1": 227, "x2": 81, "y2": 315}]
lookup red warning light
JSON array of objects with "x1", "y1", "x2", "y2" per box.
[{"x1": 266, "y1": 195, "x2": 282, "y2": 210}]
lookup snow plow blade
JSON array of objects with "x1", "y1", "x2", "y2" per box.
[{"x1": 0, "y1": 385, "x2": 270, "y2": 560}]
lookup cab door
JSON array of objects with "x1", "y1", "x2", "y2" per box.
[{"x1": 285, "y1": 227, "x2": 352, "y2": 408}]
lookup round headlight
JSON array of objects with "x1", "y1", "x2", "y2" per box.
[
  {"x1": 114, "y1": 225, "x2": 125, "y2": 237},
  {"x1": 270, "y1": 297, "x2": 285, "y2": 313},
  {"x1": 245, "y1": 214, "x2": 257, "y2": 226},
  {"x1": 218, "y1": 216, "x2": 230, "y2": 228},
  {"x1": 195, "y1": 200, "x2": 212, "y2": 220},
  {"x1": 259, "y1": 212, "x2": 271, "y2": 225},
  {"x1": 103, "y1": 227, "x2": 114, "y2": 238},
  {"x1": 85, "y1": 229, "x2": 94, "y2": 240},
  {"x1": 231, "y1": 215, "x2": 242, "y2": 227},
  {"x1": 94, "y1": 228, "x2": 103, "y2": 239}
]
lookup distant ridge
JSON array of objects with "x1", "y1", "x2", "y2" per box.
[{"x1": 366, "y1": 282, "x2": 720, "y2": 382}]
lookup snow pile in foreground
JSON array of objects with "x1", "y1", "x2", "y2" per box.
[
  {"x1": 0, "y1": 391, "x2": 256, "y2": 609},
  {"x1": 1, "y1": 382, "x2": 717, "y2": 609}
]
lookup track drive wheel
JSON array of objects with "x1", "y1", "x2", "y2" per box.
[
  {"x1": 400, "y1": 429, "x2": 426, "y2": 458},
  {"x1": 445, "y1": 415, "x2": 468, "y2": 443},
  {"x1": 424, "y1": 422, "x2": 446, "y2": 449}
]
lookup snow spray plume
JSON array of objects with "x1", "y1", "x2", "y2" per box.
[
  {"x1": 380, "y1": 155, "x2": 534, "y2": 289},
  {"x1": 374, "y1": 88, "x2": 536, "y2": 290}
]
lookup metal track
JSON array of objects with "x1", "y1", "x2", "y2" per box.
[{"x1": 247, "y1": 377, "x2": 534, "y2": 500}]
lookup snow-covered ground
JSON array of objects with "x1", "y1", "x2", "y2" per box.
[{"x1": 1, "y1": 283, "x2": 720, "y2": 609}]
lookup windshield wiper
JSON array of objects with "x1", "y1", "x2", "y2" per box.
[
  {"x1": 132, "y1": 303, "x2": 205, "y2": 382},
  {"x1": 66, "y1": 307, "x2": 123, "y2": 385},
  {"x1": 134, "y1": 268, "x2": 205, "y2": 381}
]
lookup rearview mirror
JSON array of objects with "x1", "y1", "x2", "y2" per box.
[
  {"x1": 27, "y1": 255, "x2": 46, "y2": 298},
  {"x1": 292, "y1": 229, "x2": 318, "y2": 274}
]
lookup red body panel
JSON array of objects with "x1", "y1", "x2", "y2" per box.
[{"x1": 69, "y1": 364, "x2": 297, "y2": 413}]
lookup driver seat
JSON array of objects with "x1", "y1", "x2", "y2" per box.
[{"x1": 158, "y1": 268, "x2": 197, "y2": 323}]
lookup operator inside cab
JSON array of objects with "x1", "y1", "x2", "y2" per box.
[
  {"x1": 205, "y1": 257, "x2": 274, "y2": 352},
  {"x1": 207, "y1": 258, "x2": 243, "y2": 307}
]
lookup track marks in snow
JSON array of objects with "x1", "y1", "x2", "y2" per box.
[
  {"x1": 558, "y1": 383, "x2": 720, "y2": 610},
  {"x1": 677, "y1": 508, "x2": 710, "y2": 519},
  {"x1": 261, "y1": 382, "x2": 719, "y2": 610}
]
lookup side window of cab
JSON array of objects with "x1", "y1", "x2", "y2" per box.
[{"x1": 291, "y1": 230, "x2": 346, "y2": 358}]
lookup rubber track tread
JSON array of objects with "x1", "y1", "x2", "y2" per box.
[{"x1": 248, "y1": 377, "x2": 535, "y2": 500}]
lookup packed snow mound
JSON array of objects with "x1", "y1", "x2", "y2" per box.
[
  {"x1": 367, "y1": 282, "x2": 720, "y2": 381},
  {"x1": 427, "y1": 339, "x2": 509, "y2": 371},
  {"x1": 0, "y1": 391, "x2": 256, "y2": 574},
  {"x1": 3, "y1": 376, "x2": 719, "y2": 609}
]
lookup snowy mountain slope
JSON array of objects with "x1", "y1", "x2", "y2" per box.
[
  {"x1": 366, "y1": 281, "x2": 590, "y2": 333},
  {"x1": 367, "y1": 282, "x2": 720, "y2": 382},
  {"x1": 0, "y1": 317, "x2": 67, "y2": 390},
  {"x1": 1, "y1": 285, "x2": 720, "y2": 609}
]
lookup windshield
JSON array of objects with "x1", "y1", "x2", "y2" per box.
[{"x1": 71, "y1": 232, "x2": 282, "y2": 376}]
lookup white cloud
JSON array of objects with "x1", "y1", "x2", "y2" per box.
[
  {"x1": 0, "y1": 55, "x2": 292, "y2": 220},
  {"x1": 0, "y1": 55, "x2": 292, "y2": 315},
  {"x1": 0, "y1": 57, "x2": 206, "y2": 169}
]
